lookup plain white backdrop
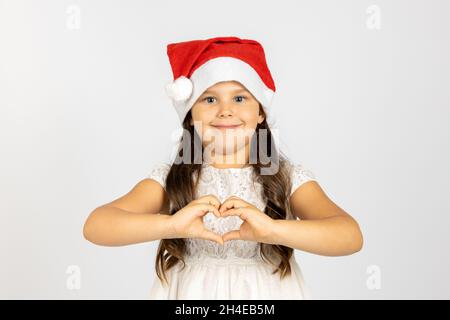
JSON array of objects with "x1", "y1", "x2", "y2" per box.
[{"x1": 1, "y1": 0, "x2": 449, "y2": 299}]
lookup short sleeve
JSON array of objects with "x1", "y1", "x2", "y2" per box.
[
  {"x1": 145, "y1": 162, "x2": 171, "y2": 190},
  {"x1": 289, "y1": 162, "x2": 317, "y2": 197}
]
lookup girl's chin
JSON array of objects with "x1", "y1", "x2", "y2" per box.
[{"x1": 204, "y1": 142, "x2": 248, "y2": 154}]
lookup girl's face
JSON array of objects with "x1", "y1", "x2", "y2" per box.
[{"x1": 190, "y1": 81, "x2": 264, "y2": 159}]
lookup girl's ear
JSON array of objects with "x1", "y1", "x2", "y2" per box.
[
  {"x1": 257, "y1": 104, "x2": 265, "y2": 124},
  {"x1": 257, "y1": 111, "x2": 265, "y2": 124},
  {"x1": 258, "y1": 114, "x2": 264, "y2": 124}
]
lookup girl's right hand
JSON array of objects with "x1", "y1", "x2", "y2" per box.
[{"x1": 169, "y1": 195, "x2": 224, "y2": 245}]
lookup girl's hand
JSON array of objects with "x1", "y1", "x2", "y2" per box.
[
  {"x1": 219, "y1": 196, "x2": 277, "y2": 244},
  {"x1": 169, "y1": 195, "x2": 224, "y2": 245}
]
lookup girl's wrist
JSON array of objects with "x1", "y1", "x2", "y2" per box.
[
  {"x1": 260, "y1": 219, "x2": 283, "y2": 245},
  {"x1": 158, "y1": 213, "x2": 178, "y2": 239}
]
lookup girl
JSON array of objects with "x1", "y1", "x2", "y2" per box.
[{"x1": 83, "y1": 36, "x2": 364, "y2": 299}]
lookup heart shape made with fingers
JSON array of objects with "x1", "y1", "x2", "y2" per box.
[
  {"x1": 203, "y1": 198, "x2": 243, "y2": 225},
  {"x1": 192, "y1": 194, "x2": 273, "y2": 244},
  {"x1": 202, "y1": 210, "x2": 242, "y2": 233}
]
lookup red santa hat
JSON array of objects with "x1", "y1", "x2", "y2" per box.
[{"x1": 165, "y1": 36, "x2": 276, "y2": 123}]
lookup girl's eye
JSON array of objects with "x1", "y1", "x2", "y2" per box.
[
  {"x1": 202, "y1": 95, "x2": 248, "y2": 104},
  {"x1": 203, "y1": 96, "x2": 216, "y2": 103},
  {"x1": 234, "y1": 95, "x2": 247, "y2": 103}
]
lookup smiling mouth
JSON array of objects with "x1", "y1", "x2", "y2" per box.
[{"x1": 212, "y1": 124, "x2": 243, "y2": 129}]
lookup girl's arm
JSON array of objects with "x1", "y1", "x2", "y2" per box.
[
  {"x1": 270, "y1": 181, "x2": 364, "y2": 256},
  {"x1": 83, "y1": 206, "x2": 176, "y2": 246},
  {"x1": 83, "y1": 179, "x2": 176, "y2": 246}
]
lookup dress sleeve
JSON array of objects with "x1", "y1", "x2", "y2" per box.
[
  {"x1": 145, "y1": 162, "x2": 171, "y2": 191},
  {"x1": 289, "y1": 162, "x2": 317, "y2": 197}
]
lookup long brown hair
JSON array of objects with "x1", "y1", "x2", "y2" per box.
[{"x1": 155, "y1": 104, "x2": 296, "y2": 286}]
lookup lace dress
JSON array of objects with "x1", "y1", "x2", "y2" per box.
[{"x1": 145, "y1": 161, "x2": 317, "y2": 299}]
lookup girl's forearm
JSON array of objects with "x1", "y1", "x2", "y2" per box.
[
  {"x1": 83, "y1": 206, "x2": 176, "y2": 246},
  {"x1": 270, "y1": 215, "x2": 363, "y2": 256}
]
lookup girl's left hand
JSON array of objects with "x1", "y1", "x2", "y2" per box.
[{"x1": 219, "y1": 196, "x2": 277, "y2": 244}]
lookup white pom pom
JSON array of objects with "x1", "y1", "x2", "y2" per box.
[{"x1": 165, "y1": 76, "x2": 193, "y2": 102}]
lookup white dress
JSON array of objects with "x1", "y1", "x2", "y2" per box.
[{"x1": 145, "y1": 161, "x2": 317, "y2": 300}]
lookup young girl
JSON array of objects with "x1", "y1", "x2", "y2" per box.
[{"x1": 83, "y1": 36, "x2": 364, "y2": 300}]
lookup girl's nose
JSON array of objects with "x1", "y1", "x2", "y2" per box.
[{"x1": 217, "y1": 103, "x2": 234, "y2": 118}]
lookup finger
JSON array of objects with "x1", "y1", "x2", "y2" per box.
[
  {"x1": 203, "y1": 195, "x2": 222, "y2": 209},
  {"x1": 221, "y1": 208, "x2": 248, "y2": 220},
  {"x1": 195, "y1": 204, "x2": 221, "y2": 218},
  {"x1": 222, "y1": 230, "x2": 241, "y2": 242},
  {"x1": 201, "y1": 230, "x2": 224, "y2": 245},
  {"x1": 194, "y1": 195, "x2": 221, "y2": 209},
  {"x1": 219, "y1": 198, "x2": 246, "y2": 214}
]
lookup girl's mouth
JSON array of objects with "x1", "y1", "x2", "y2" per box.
[{"x1": 212, "y1": 124, "x2": 243, "y2": 130}]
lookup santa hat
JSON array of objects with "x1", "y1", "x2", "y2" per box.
[{"x1": 165, "y1": 36, "x2": 276, "y2": 123}]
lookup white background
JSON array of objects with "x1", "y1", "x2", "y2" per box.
[{"x1": 1, "y1": 0, "x2": 449, "y2": 299}]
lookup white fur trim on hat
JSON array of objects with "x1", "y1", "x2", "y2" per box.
[{"x1": 167, "y1": 57, "x2": 275, "y2": 123}]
